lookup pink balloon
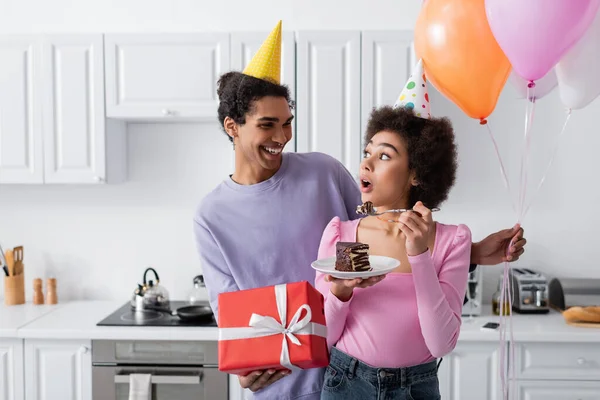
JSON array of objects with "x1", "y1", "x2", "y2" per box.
[{"x1": 485, "y1": 0, "x2": 600, "y2": 81}]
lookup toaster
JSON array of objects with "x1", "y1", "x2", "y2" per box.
[
  {"x1": 509, "y1": 267, "x2": 550, "y2": 314},
  {"x1": 548, "y1": 277, "x2": 600, "y2": 311}
]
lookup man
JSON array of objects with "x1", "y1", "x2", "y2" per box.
[{"x1": 194, "y1": 21, "x2": 526, "y2": 400}]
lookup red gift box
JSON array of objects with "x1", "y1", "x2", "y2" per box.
[{"x1": 217, "y1": 281, "x2": 329, "y2": 374}]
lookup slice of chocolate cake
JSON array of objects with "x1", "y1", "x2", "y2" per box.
[
  {"x1": 335, "y1": 242, "x2": 372, "y2": 272},
  {"x1": 355, "y1": 201, "x2": 374, "y2": 216}
]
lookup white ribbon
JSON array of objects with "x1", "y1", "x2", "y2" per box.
[{"x1": 218, "y1": 284, "x2": 327, "y2": 370}]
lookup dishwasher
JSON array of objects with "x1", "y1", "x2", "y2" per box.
[{"x1": 92, "y1": 340, "x2": 228, "y2": 400}]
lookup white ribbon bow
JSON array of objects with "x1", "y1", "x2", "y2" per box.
[{"x1": 219, "y1": 284, "x2": 327, "y2": 370}]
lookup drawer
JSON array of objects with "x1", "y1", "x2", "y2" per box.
[
  {"x1": 515, "y1": 342, "x2": 600, "y2": 380},
  {"x1": 516, "y1": 380, "x2": 600, "y2": 400}
]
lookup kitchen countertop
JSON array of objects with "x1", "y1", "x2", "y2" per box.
[
  {"x1": 15, "y1": 301, "x2": 219, "y2": 341},
  {"x1": 2, "y1": 301, "x2": 599, "y2": 343},
  {"x1": 0, "y1": 302, "x2": 62, "y2": 338}
]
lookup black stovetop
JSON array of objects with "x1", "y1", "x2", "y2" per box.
[{"x1": 96, "y1": 301, "x2": 217, "y2": 327}]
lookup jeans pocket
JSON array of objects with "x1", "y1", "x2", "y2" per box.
[
  {"x1": 323, "y1": 365, "x2": 346, "y2": 391},
  {"x1": 407, "y1": 375, "x2": 441, "y2": 400}
]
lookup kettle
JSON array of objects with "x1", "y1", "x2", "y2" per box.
[{"x1": 131, "y1": 267, "x2": 170, "y2": 311}]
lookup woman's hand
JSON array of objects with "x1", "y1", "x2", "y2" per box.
[
  {"x1": 397, "y1": 201, "x2": 434, "y2": 256},
  {"x1": 326, "y1": 275, "x2": 386, "y2": 302}
]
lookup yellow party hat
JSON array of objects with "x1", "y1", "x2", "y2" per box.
[{"x1": 243, "y1": 20, "x2": 282, "y2": 84}]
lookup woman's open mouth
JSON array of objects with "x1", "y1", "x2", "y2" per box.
[{"x1": 360, "y1": 178, "x2": 373, "y2": 193}]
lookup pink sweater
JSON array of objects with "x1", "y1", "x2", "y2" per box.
[{"x1": 315, "y1": 217, "x2": 471, "y2": 368}]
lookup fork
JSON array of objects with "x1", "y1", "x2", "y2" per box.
[
  {"x1": 356, "y1": 202, "x2": 440, "y2": 217},
  {"x1": 366, "y1": 207, "x2": 440, "y2": 216}
]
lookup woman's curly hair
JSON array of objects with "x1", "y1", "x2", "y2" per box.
[
  {"x1": 365, "y1": 106, "x2": 458, "y2": 209},
  {"x1": 216, "y1": 71, "x2": 294, "y2": 142}
]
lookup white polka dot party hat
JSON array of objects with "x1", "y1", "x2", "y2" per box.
[
  {"x1": 243, "y1": 20, "x2": 282, "y2": 84},
  {"x1": 393, "y1": 59, "x2": 431, "y2": 119}
]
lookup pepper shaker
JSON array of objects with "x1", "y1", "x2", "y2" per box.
[
  {"x1": 33, "y1": 278, "x2": 44, "y2": 305},
  {"x1": 46, "y1": 278, "x2": 57, "y2": 304}
]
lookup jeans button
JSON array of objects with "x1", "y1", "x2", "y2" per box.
[{"x1": 379, "y1": 371, "x2": 386, "y2": 378}]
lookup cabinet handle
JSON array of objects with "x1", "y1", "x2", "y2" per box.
[
  {"x1": 79, "y1": 346, "x2": 89, "y2": 354},
  {"x1": 576, "y1": 357, "x2": 586, "y2": 365},
  {"x1": 114, "y1": 375, "x2": 201, "y2": 385},
  {"x1": 162, "y1": 109, "x2": 174, "y2": 116},
  {"x1": 94, "y1": 176, "x2": 105, "y2": 183}
]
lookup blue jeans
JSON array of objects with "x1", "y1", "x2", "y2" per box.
[{"x1": 321, "y1": 347, "x2": 441, "y2": 400}]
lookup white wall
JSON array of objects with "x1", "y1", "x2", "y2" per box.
[
  {"x1": 0, "y1": 123, "x2": 234, "y2": 301},
  {"x1": 1, "y1": 0, "x2": 600, "y2": 305},
  {"x1": 0, "y1": 0, "x2": 421, "y2": 33}
]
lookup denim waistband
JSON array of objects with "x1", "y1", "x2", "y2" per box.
[{"x1": 329, "y1": 347, "x2": 439, "y2": 388}]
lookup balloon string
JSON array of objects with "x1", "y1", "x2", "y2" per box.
[
  {"x1": 485, "y1": 122, "x2": 516, "y2": 213},
  {"x1": 523, "y1": 110, "x2": 572, "y2": 217},
  {"x1": 486, "y1": 121, "x2": 516, "y2": 400},
  {"x1": 518, "y1": 84, "x2": 537, "y2": 223}
]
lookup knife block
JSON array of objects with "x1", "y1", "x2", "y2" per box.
[{"x1": 4, "y1": 273, "x2": 25, "y2": 305}]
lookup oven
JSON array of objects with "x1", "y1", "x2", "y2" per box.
[{"x1": 92, "y1": 340, "x2": 228, "y2": 400}]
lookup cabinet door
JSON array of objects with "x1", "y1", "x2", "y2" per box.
[
  {"x1": 231, "y1": 31, "x2": 296, "y2": 152},
  {"x1": 0, "y1": 36, "x2": 43, "y2": 184},
  {"x1": 42, "y1": 35, "x2": 106, "y2": 184},
  {"x1": 438, "y1": 342, "x2": 503, "y2": 400},
  {"x1": 296, "y1": 31, "x2": 361, "y2": 175},
  {"x1": 25, "y1": 339, "x2": 92, "y2": 400},
  {"x1": 105, "y1": 33, "x2": 230, "y2": 120},
  {"x1": 516, "y1": 380, "x2": 600, "y2": 400},
  {"x1": 0, "y1": 339, "x2": 24, "y2": 400},
  {"x1": 361, "y1": 31, "x2": 414, "y2": 150}
]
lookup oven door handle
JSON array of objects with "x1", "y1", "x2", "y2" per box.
[{"x1": 114, "y1": 374, "x2": 202, "y2": 385}]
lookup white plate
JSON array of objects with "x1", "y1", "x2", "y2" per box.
[{"x1": 311, "y1": 256, "x2": 400, "y2": 279}]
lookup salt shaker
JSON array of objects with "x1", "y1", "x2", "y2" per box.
[
  {"x1": 33, "y1": 278, "x2": 44, "y2": 305},
  {"x1": 46, "y1": 278, "x2": 57, "y2": 304}
]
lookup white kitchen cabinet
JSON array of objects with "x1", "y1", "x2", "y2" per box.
[
  {"x1": 0, "y1": 339, "x2": 24, "y2": 400},
  {"x1": 41, "y1": 35, "x2": 121, "y2": 184},
  {"x1": 514, "y1": 341, "x2": 600, "y2": 381},
  {"x1": 25, "y1": 339, "x2": 92, "y2": 400},
  {"x1": 0, "y1": 37, "x2": 43, "y2": 184},
  {"x1": 0, "y1": 34, "x2": 125, "y2": 185},
  {"x1": 516, "y1": 380, "x2": 600, "y2": 400},
  {"x1": 296, "y1": 31, "x2": 361, "y2": 175},
  {"x1": 231, "y1": 31, "x2": 296, "y2": 152},
  {"x1": 438, "y1": 342, "x2": 502, "y2": 400},
  {"x1": 361, "y1": 31, "x2": 414, "y2": 150},
  {"x1": 105, "y1": 33, "x2": 230, "y2": 120}
]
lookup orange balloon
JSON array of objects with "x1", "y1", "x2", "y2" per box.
[{"x1": 415, "y1": 0, "x2": 511, "y2": 121}]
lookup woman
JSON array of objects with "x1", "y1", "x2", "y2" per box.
[
  {"x1": 195, "y1": 67, "x2": 526, "y2": 400},
  {"x1": 316, "y1": 106, "x2": 468, "y2": 400}
]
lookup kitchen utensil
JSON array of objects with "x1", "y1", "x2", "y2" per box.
[
  {"x1": 33, "y1": 278, "x2": 44, "y2": 305},
  {"x1": 357, "y1": 206, "x2": 441, "y2": 217},
  {"x1": 2, "y1": 266, "x2": 8, "y2": 277},
  {"x1": 46, "y1": 278, "x2": 58, "y2": 304},
  {"x1": 168, "y1": 305, "x2": 213, "y2": 322},
  {"x1": 4, "y1": 273, "x2": 25, "y2": 305},
  {"x1": 5, "y1": 249, "x2": 14, "y2": 277},
  {"x1": 0, "y1": 243, "x2": 7, "y2": 268},
  {"x1": 13, "y1": 246, "x2": 23, "y2": 275},
  {"x1": 130, "y1": 268, "x2": 170, "y2": 311},
  {"x1": 188, "y1": 275, "x2": 208, "y2": 305}
]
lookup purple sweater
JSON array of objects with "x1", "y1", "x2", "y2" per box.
[{"x1": 193, "y1": 152, "x2": 360, "y2": 400}]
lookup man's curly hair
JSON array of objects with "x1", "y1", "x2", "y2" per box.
[
  {"x1": 216, "y1": 71, "x2": 294, "y2": 142},
  {"x1": 365, "y1": 106, "x2": 458, "y2": 209}
]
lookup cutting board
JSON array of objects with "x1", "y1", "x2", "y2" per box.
[{"x1": 566, "y1": 320, "x2": 600, "y2": 328}]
